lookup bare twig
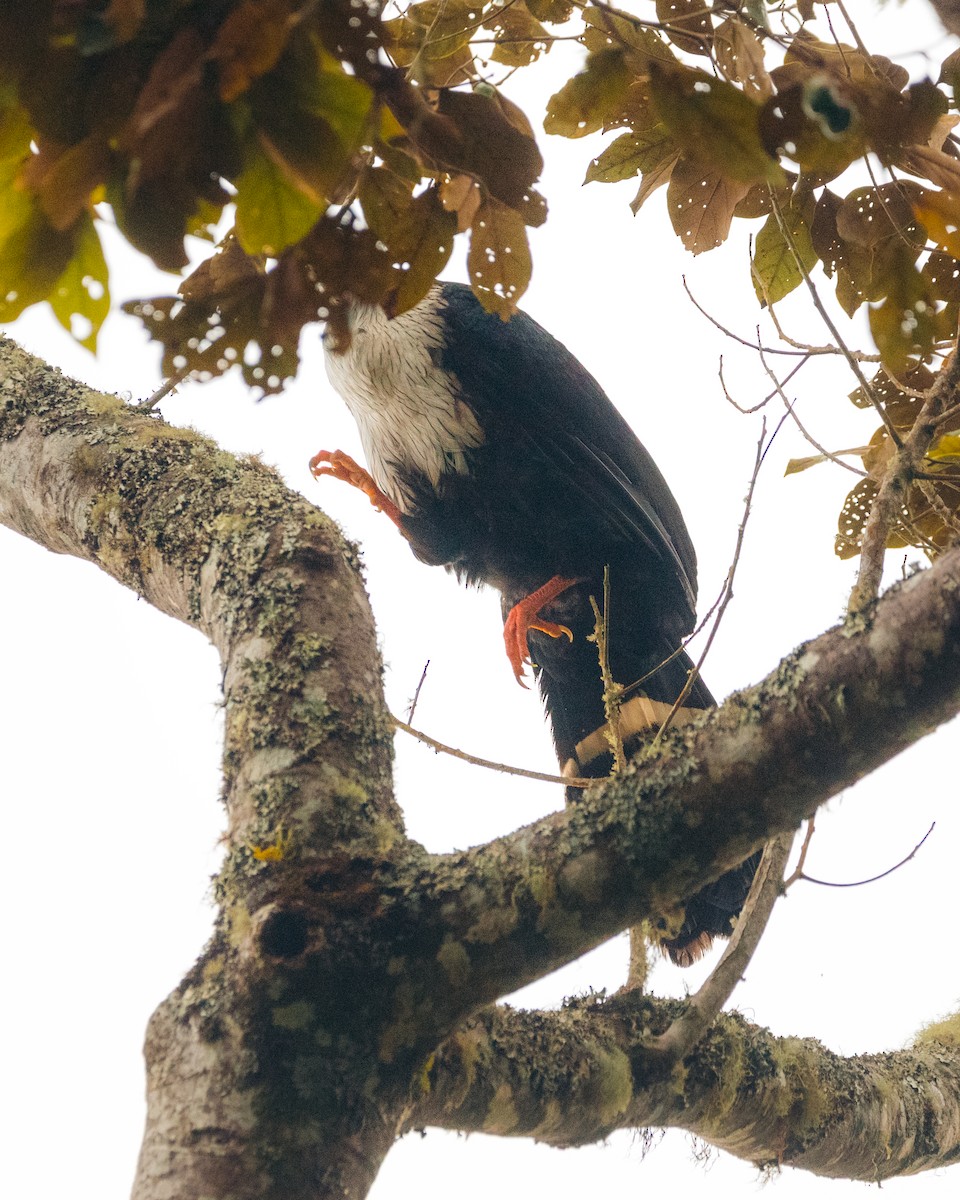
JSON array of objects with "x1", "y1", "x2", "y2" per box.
[
  {"x1": 784, "y1": 819, "x2": 816, "y2": 888},
  {"x1": 653, "y1": 417, "x2": 769, "y2": 743},
  {"x1": 407, "y1": 660, "x2": 431, "y2": 723},
  {"x1": 759, "y1": 347, "x2": 867, "y2": 477},
  {"x1": 391, "y1": 714, "x2": 592, "y2": 788},
  {"x1": 647, "y1": 832, "x2": 795, "y2": 1061},
  {"x1": 801, "y1": 823, "x2": 935, "y2": 888},
  {"x1": 589, "y1": 566, "x2": 626, "y2": 773}
]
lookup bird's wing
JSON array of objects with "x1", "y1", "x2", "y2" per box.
[{"x1": 436, "y1": 284, "x2": 699, "y2": 613}]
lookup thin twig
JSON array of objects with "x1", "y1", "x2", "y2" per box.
[
  {"x1": 783, "y1": 819, "x2": 816, "y2": 888},
  {"x1": 652, "y1": 417, "x2": 769, "y2": 743},
  {"x1": 767, "y1": 191, "x2": 899, "y2": 446},
  {"x1": 391, "y1": 714, "x2": 592, "y2": 788},
  {"x1": 850, "y1": 344, "x2": 960, "y2": 612},
  {"x1": 647, "y1": 832, "x2": 795, "y2": 1062},
  {"x1": 759, "y1": 346, "x2": 867, "y2": 477},
  {"x1": 406, "y1": 660, "x2": 430, "y2": 723},
  {"x1": 802, "y1": 823, "x2": 935, "y2": 887},
  {"x1": 589, "y1": 566, "x2": 626, "y2": 772}
]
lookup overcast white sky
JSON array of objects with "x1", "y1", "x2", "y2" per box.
[{"x1": 3, "y1": 3, "x2": 959, "y2": 1197}]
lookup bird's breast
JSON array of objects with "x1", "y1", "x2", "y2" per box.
[{"x1": 324, "y1": 304, "x2": 485, "y2": 513}]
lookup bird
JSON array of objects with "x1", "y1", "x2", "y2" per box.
[{"x1": 314, "y1": 280, "x2": 759, "y2": 964}]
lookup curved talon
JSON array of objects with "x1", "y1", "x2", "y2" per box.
[
  {"x1": 502, "y1": 576, "x2": 578, "y2": 685},
  {"x1": 309, "y1": 448, "x2": 402, "y2": 526}
]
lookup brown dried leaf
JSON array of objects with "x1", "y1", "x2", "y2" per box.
[
  {"x1": 713, "y1": 18, "x2": 772, "y2": 100},
  {"x1": 630, "y1": 149, "x2": 679, "y2": 213},
  {"x1": 666, "y1": 155, "x2": 750, "y2": 253},
  {"x1": 210, "y1": 0, "x2": 298, "y2": 102},
  {"x1": 655, "y1": 0, "x2": 713, "y2": 57}
]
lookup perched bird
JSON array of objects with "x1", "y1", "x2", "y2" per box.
[{"x1": 315, "y1": 281, "x2": 759, "y2": 964}]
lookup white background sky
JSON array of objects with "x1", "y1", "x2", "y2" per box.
[{"x1": 3, "y1": 2, "x2": 959, "y2": 1196}]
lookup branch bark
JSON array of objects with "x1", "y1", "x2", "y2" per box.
[{"x1": 4, "y1": 336, "x2": 960, "y2": 1193}]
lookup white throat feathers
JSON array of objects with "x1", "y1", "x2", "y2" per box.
[{"x1": 323, "y1": 289, "x2": 485, "y2": 512}]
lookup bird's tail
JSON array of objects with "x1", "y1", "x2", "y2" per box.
[{"x1": 530, "y1": 621, "x2": 759, "y2": 967}]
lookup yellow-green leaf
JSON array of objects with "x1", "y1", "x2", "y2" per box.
[
  {"x1": 234, "y1": 145, "x2": 323, "y2": 255},
  {"x1": 586, "y1": 124, "x2": 675, "y2": 184},
  {"x1": 650, "y1": 62, "x2": 785, "y2": 186},
  {"x1": 752, "y1": 196, "x2": 817, "y2": 304},
  {"x1": 0, "y1": 204, "x2": 76, "y2": 323},
  {"x1": 544, "y1": 50, "x2": 632, "y2": 139},
  {"x1": 47, "y1": 215, "x2": 110, "y2": 352}
]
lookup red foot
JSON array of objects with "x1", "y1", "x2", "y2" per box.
[
  {"x1": 503, "y1": 576, "x2": 577, "y2": 687},
  {"x1": 310, "y1": 449, "x2": 402, "y2": 526}
]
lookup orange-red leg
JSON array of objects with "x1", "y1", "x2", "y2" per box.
[
  {"x1": 503, "y1": 575, "x2": 577, "y2": 686},
  {"x1": 310, "y1": 449, "x2": 402, "y2": 527}
]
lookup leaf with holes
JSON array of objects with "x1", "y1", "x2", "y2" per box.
[
  {"x1": 713, "y1": 18, "x2": 771, "y2": 99},
  {"x1": 467, "y1": 198, "x2": 532, "y2": 317},
  {"x1": 47, "y1": 215, "x2": 110, "y2": 352},
  {"x1": 655, "y1": 0, "x2": 713, "y2": 57},
  {"x1": 544, "y1": 49, "x2": 632, "y2": 139},
  {"x1": 666, "y1": 155, "x2": 749, "y2": 254},
  {"x1": 484, "y1": 3, "x2": 550, "y2": 68},
  {"x1": 586, "y1": 124, "x2": 675, "y2": 184},
  {"x1": 867, "y1": 250, "x2": 937, "y2": 375}
]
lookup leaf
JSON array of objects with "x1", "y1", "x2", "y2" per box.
[
  {"x1": 655, "y1": 0, "x2": 713, "y2": 57},
  {"x1": 785, "y1": 447, "x2": 870, "y2": 475},
  {"x1": 836, "y1": 183, "x2": 925, "y2": 249},
  {"x1": 431, "y1": 87, "x2": 544, "y2": 209},
  {"x1": 928, "y1": 434, "x2": 960, "y2": 461},
  {"x1": 484, "y1": 3, "x2": 550, "y2": 68},
  {"x1": 581, "y1": 7, "x2": 676, "y2": 65},
  {"x1": 666, "y1": 155, "x2": 750, "y2": 253},
  {"x1": 713, "y1": 18, "x2": 772, "y2": 99},
  {"x1": 867, "y1": 251, "x2": 937, "y2": 375},
  {"x1": 649, "y1": 62, "x2": 784, "y2": 186},
  {"x1": 34, "y1": 134, "x2": 110, "y2": 232},
  {"x1": 630, "y1": 149, "x2": 679, "y2": 213},
  {"x1": 525, "y1": 0, "x2": 574, "y2": 20},
  {"x1": 387, "y1": 187, "x2": 458, "y2": 315},
  {"x1": 0, "y1": 204, "x2": 77, "y2": 323},
  {"x1": 467, "y1": 198, "x2": 532, "y2": 316},
  {"x1": 47, "y1": 215, "x2": 110, "y2": 351},
  {"x1": 210, "y1": 0, "x2": 299, "y2": 102},
  {"x1": 586, "y1": 124, "x2": 675, "y2": 184},
  {"x1": 752, "y1": 192, "x2": 818, "y2": 304},
  {"x1": 234, "y1": 144, "x2": 324, "y2": 256},
  {"x1": 544, "y1": 49, "x2": 632, "y2": 139}
]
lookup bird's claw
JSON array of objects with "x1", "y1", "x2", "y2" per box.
[
  {"x1": 309, "y1": 449, "x2": 402, "y2": 525},
  {"x1": 503, "y1": 581, "x2": 576, "y2": 686}
]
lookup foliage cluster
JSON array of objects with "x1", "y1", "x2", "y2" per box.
[{"x1": 3, "y1": 1, "x2": 960, "y2": 557}]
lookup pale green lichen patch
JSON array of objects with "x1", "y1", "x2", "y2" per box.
[{"x1": 585, "y1": 1046, "x2": 633, "y2": 1125}]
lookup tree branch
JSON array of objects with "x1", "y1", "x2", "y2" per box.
[{"x1": 411, "y1": 1000, "x2": 960, "y2": 1179}]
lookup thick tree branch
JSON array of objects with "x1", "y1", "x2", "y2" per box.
[
  {"x1": 411, "y1": 1001, "x2": 960, "y2": 1180},
  {"x1": 6, "y1": 338, "x2": 960, "y2": 1192}
]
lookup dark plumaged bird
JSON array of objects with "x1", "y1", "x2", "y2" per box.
[{"x1": 315, "y1": 281, "x2": 759, "y2": 965}]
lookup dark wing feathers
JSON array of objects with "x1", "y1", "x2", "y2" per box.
[{"x1": 435, "y1": 283, "x2": 698, "y2": 614}]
